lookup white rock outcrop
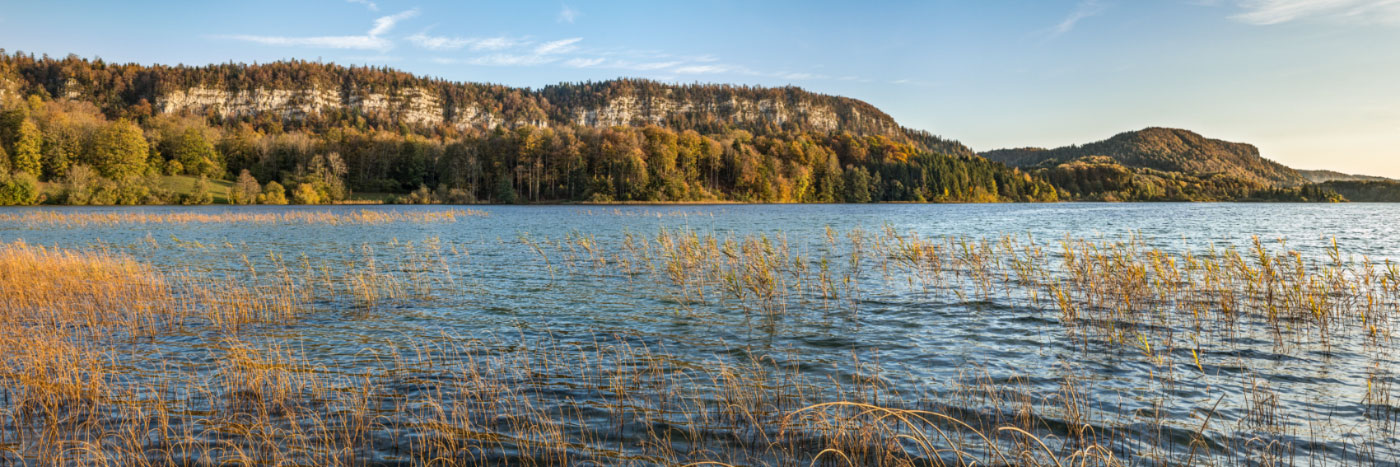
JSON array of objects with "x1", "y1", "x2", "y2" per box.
[
  {"x1": 568, "y1": 95, "x2": 869, "y2": 132},
  {"x1": 156, "y1": 86, "x2": 894, "y2": 134}
]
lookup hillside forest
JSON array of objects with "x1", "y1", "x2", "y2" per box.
[{"x1": 0, "y1": 51, "x2": 1385, "y2": 205}]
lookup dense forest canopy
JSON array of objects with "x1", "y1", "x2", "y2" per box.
[
  {"x1": 0, "y1": 51, "x2": 1058, "y2": 205},
  {"x1": 0, "y1": 51, "x2": 928, "y2": 139},
  {"x1": 0, "y1": 51, "x2": 1386, "y2": 205}
]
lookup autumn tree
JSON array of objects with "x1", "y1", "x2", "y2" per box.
[
  {"x1": 258, "y1": 181, "x2": 288, "y2": 205},
  {"x1": 11, "y1": 120, "x2": 41, "y2": 175},
  {"x1": 229, "y1": 169, "x2": 260, "y2": 205},
  {"x1": 90, "y1": 119, "x2": 148, "y2": 178},
  {"x1": 168, "y1": 127, "x2": 222, "y2": 177},
  {"x1": 292, "y1": 182, "x2": 322, "y2": 204},
  {"x1": 0, "y1": 171, "x2": 40, "y2": 205}
]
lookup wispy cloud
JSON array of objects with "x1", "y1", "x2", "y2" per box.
[
  {"x1": 473, "y1": 37, "x2": 522, "y2": 51},
  {"x1": 346, "y1": 0, "x2": 378, "y2": 12},
  {"x1": 563, "y1": 57, "x2": 607, "y2": 68},
  {"x1": 560, "y1": 58, "x2": 685, "y2": 70},
  {"x1": 673, "y1": 64, "x2": 735, "y2": 74},
  {"x1": 221, "y1": 34, "x2": 388, "y2": 49},
  {"x1": 414, "y1": 29, "x2": 857, "y2": 83},
  {"x1": 407, "y1": 33, "x2": 524, "y2": 51},
  {"x1": 632, "y1": 61, "x2": 683, "y2": 70},
  {"x1": 557, "y1": 5, "x2": 579, "y2": 23},
  {"x1": 219, "y1": 9, "x2": 418, "y2": 51},
  {"x1": 439, "y1": 38, "x2": 582, "y2": 67},
  {"x1": 889, "y1": 78, "x2": 937, "y2": 87},
  {"x1": 369, "y1": 9, "x2": 418, "y2": 37},
  {"x1": 469, "y1": 54, "x2": 562, "y2": 66},
  {"x1": 1229, "y1": 0, "x2": 1400, "y2": 25},
  {"x1": 535, "y1": 37, "x2": 583, "y2": 54},
  {"x1": 1050, "y1": 0, "x2": 1108, "y2": 37},
  {"x1": 209, "y1": 6, "x2": 848, "y2": 83}
]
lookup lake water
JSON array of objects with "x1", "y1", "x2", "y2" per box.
[{"x1": 3, "y1": 202, "x2": 1399, "y2": 464}]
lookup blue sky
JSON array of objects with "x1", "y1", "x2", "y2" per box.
[{"x1": 2, "y1": 0, "x2": 1398, "y2": 176}]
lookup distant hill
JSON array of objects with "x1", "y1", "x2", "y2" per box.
[
  {"x1": 1297, "y1": 169, "x2": 1394, "y2": 183},
  {"x1": 1314, "y1": 180, "x2": 1400, "y2": 202},
  {"x1": 981, "y1": 127, "x2": 1307, "y2": 188}
]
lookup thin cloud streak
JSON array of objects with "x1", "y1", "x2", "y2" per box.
[
  {"x1": 1050, "y1": 0, "x2": 1107, "y2": 37},
  {"x1": 468, "y1": 54, "x2": 561, "y2": 66},
  {"x1": 217, "y1": 7, "x2": 869, "y2": 85},
  {"x1": 407, "y1": 33, "x2": 523, "y2": 51},
  {"x1": 219, "y1": 9, "x2": 418, "y2": 51},
  {"x1": 1230, "y1": 0, "x2": 1400, "y2": 25},
  {"x1": 221, "y1": 34, "x2": 389, "y2": 49},
  {"x1": 369, "y1": 9, "x2": 418, "y2": 37},
  {"x1": 535, "y1": 37, "x2": 582, "y2": 54},
  {"x1": 563, "y1": 57, "x2": 606, "y2": 68}
]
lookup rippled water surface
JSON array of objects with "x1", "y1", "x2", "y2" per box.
[{"x1": 3, "y1": 202, "x2": 1400, "y2": 464}]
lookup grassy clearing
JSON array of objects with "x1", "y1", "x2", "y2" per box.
[{"x1": 156, "y1": 175, "x2": 235, "y2": 204}]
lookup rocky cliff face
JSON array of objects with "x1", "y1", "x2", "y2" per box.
[
  {"x1": 5, "y1": 57, "x2": 926, "y2": 147},
  {"x1": 155, "y1": 85, "x2": 896, "y2": 135},
  {"x1": 566, "y1": 94, "x2": 868, "y2": 132},
  {"x1": 157, "y1": 86, "x2": 518, "y2": 129}
]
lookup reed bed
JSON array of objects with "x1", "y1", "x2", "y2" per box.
[
  {"x1": 0, "y1": 239, "x2": 1124, "y2": 465},
  {"x1": 553, "y1": 227, "x2": 1400, "y2": 356},
  {"x1": 535, "y1": 226, "x2": 1400, "y2": 463},
  {"x1": 1, "y1": 223, "x2": 1398, "y2": 465},
  {"x1": 0, "y1": 208, "x2": 485, "y2": 227}
]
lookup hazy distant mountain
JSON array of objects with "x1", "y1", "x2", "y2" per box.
[
  {"x1": 1297, "y1": 169, "x2": 1394, "y2": 183},
  {"x1": 980, "y1": 127, "x2": 1308, "y2": 188}
]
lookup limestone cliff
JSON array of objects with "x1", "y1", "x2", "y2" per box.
[
  {"x1": 9, "y1": 57, "x2": 942, "y2": 151},
  {"x1": 144, "y1": 74, "x2": 896, "y2": 137},
  {"x1": 154, "y1": 82, "x2": 898, "y2": 136}
]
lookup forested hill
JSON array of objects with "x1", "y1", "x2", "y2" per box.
[
  {"x1": 0, "y1": 52, "x2": 966, "y2": 152},
  {"x1": 0, "y1": 51, "x2": 1055, "y2": 206},
  {"x1": 1297, "y1": 169, "x2": 1394, "y2": 184},
  {"x1": 981, "y1": 128, "x2": 1308, "y2": 188}
]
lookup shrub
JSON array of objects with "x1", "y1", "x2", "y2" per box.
[
  {"x1": 229, "y1": 170, "x2": 260, "y2": 205},
  {"x1": 0, "y1": 171, "x2": 41, "y2": 205},
  {"x1": 257, "y1": 181, "x2": 288, "y2": 205},
  {"x1": 291, "y1": 183, "x2": 321, "y2": 205}
]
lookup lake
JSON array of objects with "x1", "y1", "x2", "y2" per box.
[{"x1": 2, "y1": 202, "x2": 1398, "y2": 465}]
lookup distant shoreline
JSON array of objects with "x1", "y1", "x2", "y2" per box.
[{"x1": 4, "y1": 199, "x2": 1382, "y2": 208}]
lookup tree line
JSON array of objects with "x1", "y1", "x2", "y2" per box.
[
  {"x1": 0, "y1": 89, "x2": 1057, "y2": 205},
  {"x1": 1, "y1": 51, "x2": 1353, "y2": 206}
]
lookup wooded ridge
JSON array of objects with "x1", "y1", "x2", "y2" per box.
[{"x1": 0, "y1": 51, "x2": 1389, "y2": 205}]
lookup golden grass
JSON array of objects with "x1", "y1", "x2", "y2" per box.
[
  {"x1": 1, "y1": 224, "x2": 1397, "y2": 465},
  {"x1": 0, "y1": 208, "x2": 486, "y2": 227},
  {"x1": 549, "y1": 227, "x2": 1400, "y2": 356},
  {"x1": 0, "y1": 239, "x2": 1124, "y2": 466}
]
